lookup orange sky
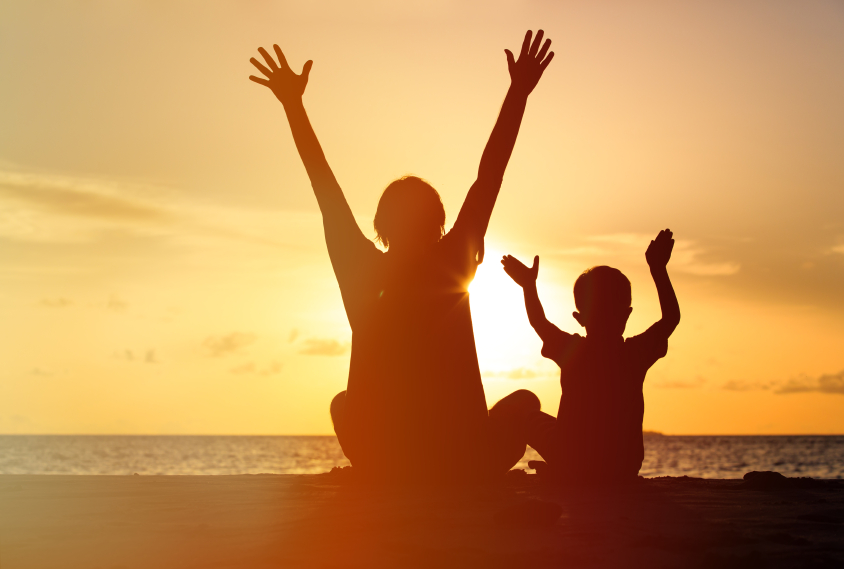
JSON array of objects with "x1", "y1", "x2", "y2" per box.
[{"x1": 1, "y1": 1, "x2": 843, "y2": 435}]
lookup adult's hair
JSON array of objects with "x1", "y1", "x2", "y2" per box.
[
  {"x1": 373, "y1": 176, "x2": 446, "y2": 248},
  {"x1": 573, "y1": 266, "x2": 632, "y2": 314}
]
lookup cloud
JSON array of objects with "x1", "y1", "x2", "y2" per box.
[
  {"x1": 30, "y1": 367, "x2": 53, "y2": 377},
  {"x1": 298, "y1": 338, "x2": 350, "y2": 356},
  {"x1": 653, "y1": 376, "x2": 706, "y2": 389},
  {"x1": 722, "y1": 379, "x2": 771, "y2": 392},
  {"x1": 230, "y1": 361, "x2": 282, "y2": 376},
  {"x1": 0, "y1": 170, "x2": 168, "y2": 222},
  {"x1": 230, "y1": 362, "x2": 256, "y2": 375},
  {"x1": 203, "y1": 333, "x2": 256, "y2": 357},
  {"x1": 107, "y1": 295, "x2": 129, "y2": 312},
  {"x1": 113, "y1": 349, "x2": 157, "y2": 363},
  {"x1": 115, "y1": 349, "x2": 136, "y2": 362},
  {"x1": 721, "y1": 371, "x2": 844, "y2": 395},
  {"x1": 775, "y1": 370, "x2": 844, "y2": 395},
  {"x1": 482, "y1": 368, "x2": 548, "y2": 380},
  {"x1": 552, "y1": 233, "x2": 740, "y2": 277},
  {"x1": 288, "y1": 329, "x2": 299, "y2": 343},
  {"x1": 832, "y1": 244, "x2": 844, "y2": 255},
  {"x1": 40, "y1": 297, "x2": 72, "y2": 308}
]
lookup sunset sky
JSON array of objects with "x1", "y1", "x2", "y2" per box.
[{"x1": 1, "y1": 1, "x2": 843, "y2": 435}]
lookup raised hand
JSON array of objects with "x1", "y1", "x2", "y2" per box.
[
  {"x1": 249, "y1": 45, "x2": 313, "y2": 106},
  {"x1": 646, "y1": 229, "x2": 675, "y2": 269},
  {"x1": 505, "y1": 30, "x2": 555, "y2": 96},
  {"x1": 502, "y1": 255, "x2": 539, "y2": 288}
]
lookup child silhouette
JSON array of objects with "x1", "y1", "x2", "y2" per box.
[{"x1": 501, "y1": 229, "x2": 680, "y2": 484}]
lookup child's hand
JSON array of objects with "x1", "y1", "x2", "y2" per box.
[
  {"x1": 249, "y1": 45, "x2": 313, "y2": 106},
  {"x1": 505, "y1": 30, "x2": 554, "y2": 96},
  {"x1": 502, "y1": 255, "x2": 539, "y2": 287},
  {"x1": 646, "y1": 229, "x2": 675, "y2": 269}
]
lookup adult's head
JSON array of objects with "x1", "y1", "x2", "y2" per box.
[
  {"x1": 374, "y1": 176, "x2": 445, "y2": 251},
  {"x1": 572, "y1": 266, "x2": 633, "y2": 337}
]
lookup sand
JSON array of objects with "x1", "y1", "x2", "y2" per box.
[{"x1": 1, "y1": 471, "x2": 842, "y2": 568}]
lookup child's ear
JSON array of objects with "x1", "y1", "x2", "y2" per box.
[{"x1": 573, "y1": 311, "x2": 586, "y2": 328}]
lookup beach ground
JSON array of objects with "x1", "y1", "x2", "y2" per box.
[{"x1": 1, "y1": 472, "x2": 842, "y2": 568}]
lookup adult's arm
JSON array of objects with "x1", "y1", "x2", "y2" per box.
[
  {"x1": 249, "y1": 45, "x2": 369, "y2": 248},
  {"x1": 453, "y1": 31, "x2": 555, "y2": 253}
]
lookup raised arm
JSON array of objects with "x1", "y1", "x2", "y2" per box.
[
  {"x1": 501, "y1": 255, "x2": 563, "y2": 343},
  {"x1": 645, "y1": 229, "x2": 681, "y2": 336},
  {"x1": 249, "y1": 45, "x2": 363, "y2": 238},
  {"x1": 454, "y1": 31, "x2": 555, "y2": 246}
]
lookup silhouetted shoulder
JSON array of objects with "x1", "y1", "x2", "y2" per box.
[
  {"x1": 540, "y1": 327, "x2": 581, "y2": 367},
  {"x1": 624, "y1": 323, "x2": 670, "y2": 371}
]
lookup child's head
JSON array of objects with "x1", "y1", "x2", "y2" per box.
[
  {"x1": 572, "y1": 266, "x2": 632, "y2": 337},
  {"x1": 374, "y1": 176, "x2": 445, "y2": 250}
]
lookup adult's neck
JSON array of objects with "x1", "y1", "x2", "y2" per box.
[{"x1": 387, "y1": 241, "x2": 436, "y2": 257}]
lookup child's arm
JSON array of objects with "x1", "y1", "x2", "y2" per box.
[
  {"x1": 645, "y1": 229, "x2": 681, "y2": 336},
  {"x1": 501, "y1": 255, "x2": 563, "y2": 343}
]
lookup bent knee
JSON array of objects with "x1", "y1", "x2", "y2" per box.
[
  {"x1": 330, "y1": 390, "x2": 347, "y2": 425},
  {"x1": 489, "y1": 389, "x2": 541, "y2": 418}
]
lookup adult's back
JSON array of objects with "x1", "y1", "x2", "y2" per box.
[{"x1": 248, "y1": 31, "x2": 555, "y2": 481}]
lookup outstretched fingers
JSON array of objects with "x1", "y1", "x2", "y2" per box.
[
  {"x1": 257, "y1": 47, "x2": 279, "y2": 71},
  {"x1": 539, "y1": 51, "x2": 555, "y2": 71},
  {"x1": 250, "y1": 57, "x2": 273, "y2": 78},
  {"x1": 529, "y1": 30, "x2": 545, "y2": 57},
  {"x1": 519, "y1": 30, "x2": 532, "y2": 58},
  {"x1": 536, "y1": 38, "x2": 552, "y2": 61},
  {"x1": 249, "y1": 75, "x2": 270, "y2": 86},
  {"x1": 273, "y1": 45, "x2": 292, "y2": 71}
]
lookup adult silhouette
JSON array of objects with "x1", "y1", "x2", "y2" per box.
[{"x1": 250, "y1": 31, "x2": 554, "y2": 482}]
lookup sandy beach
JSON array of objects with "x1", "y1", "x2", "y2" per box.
[{"x1": 1, "y1": 472, "x2": 842, "y2": 568}]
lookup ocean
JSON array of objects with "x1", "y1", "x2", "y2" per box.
[{"x1": 0, "y1": 435, "x2": 842, "y2": 478}]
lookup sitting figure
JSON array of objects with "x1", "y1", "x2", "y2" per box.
[
  {"x1": 249, "y1": 31, "x2": 555, "y2": 483},
  {"x1": 501, "y1": 230, "x2": 680, "y2": 484}
]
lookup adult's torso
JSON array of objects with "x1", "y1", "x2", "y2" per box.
[{"x1": 339, "y1": 233, "x2": 489, "y2": 480}]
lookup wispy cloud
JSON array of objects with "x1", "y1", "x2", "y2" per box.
[
  {"x1": 40, "y1": 297, "x2": 73, "y2": 308},
  {"x1": 298, "y1": 338, "x2": 350, "y2": 356},
  {"x1": 552, "y1": 233, "x2": 740, "y2": 276},
  {"x1": 107, "y1": 295, "x2": 129, "y2": 312},
  {"x1": 652, "y1": 376, "x2": 706, "y2": 389},
  {"x1": 204, "y1": 333, "x2": 256, "y2": 357},
  {"x1": 722, "y1": 379, "x2": 772, "y2": 392},
  {"x1": 230, "y1": 361, "x2": 282, "y2": 376},
  {"x1": 721, "y1": 371, "x2": 844, "y2": 395},
  {"x1": 482, "y1": 368, "x2": 549, "y2": 380},
  {"x1": 0, "y1": 171, "x2": 169, "y2": 222},
  {"x1": 0, "y1": 168, "x2": 293, "y2": 249},
  {"x1": 775, "y1": 370, "x2": 844, "y2": 395},
  {"x1": 113, "y1": 349, "x2": 157, "y2": 364}
]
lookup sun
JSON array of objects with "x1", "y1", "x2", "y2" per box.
[{"x1": 468, "y1": 246, "x2": 538, "y2": 369}]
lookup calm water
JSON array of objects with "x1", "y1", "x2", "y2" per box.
[{"x1": 0, "y1": 435, "x2": 842, "y2": 478}]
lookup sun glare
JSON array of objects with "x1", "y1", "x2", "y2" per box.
[{"x1": 469, "y1": 247, "x2": 539, "y2": 370}]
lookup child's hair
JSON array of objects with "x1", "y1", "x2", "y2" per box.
[
  {"x1": 573, "y1": 266, "x2": 631, "y2": 314},
  {"x1": 374, "y1": 176, "x2": 445, "y2": 248}
]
